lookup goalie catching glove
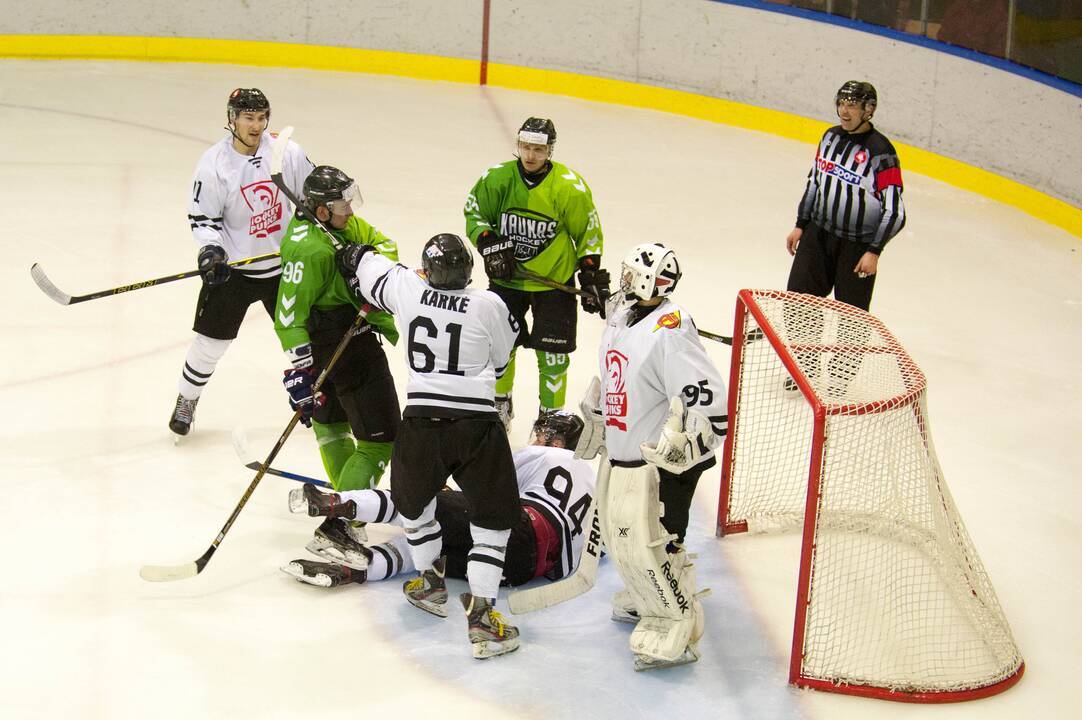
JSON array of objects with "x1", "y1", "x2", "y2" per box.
[
  {"x1": 640, "y1": 396, "x2": 719, "y2": 474},
  {"x1": 283, "y1": 343, "x2": 325, "y2": 427}
]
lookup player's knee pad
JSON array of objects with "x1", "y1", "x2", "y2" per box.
[
  {"x1": 189, "y1": 333, "x2": 231, "y2": 365},
  {"x1": 600, "y1": 464, "x2": 706, "y2": 661}
]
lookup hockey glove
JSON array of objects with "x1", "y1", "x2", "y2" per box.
[
  {"x1": 574, "y1": 375, "x2": 606, "y2": 460},
  {"x1": 283, "y1": 344, "x2": 325, "y2": 427},
  {"x1": 577, "y1": 255, "x2": 611, "y2": 317},
  {"x1": 476, "y1": 230, "x2": 515, "y2": 281},
  {"x1": 640, "y1": 397, "x2": 719, "y2": 474},
  {"x1": 334, "y1": 243, "x2": 376, "y2": 301},
  {"x1": 197, "y1": 244, "x2": 230, "y2": 287}
]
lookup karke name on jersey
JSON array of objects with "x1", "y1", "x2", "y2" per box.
[{"x1": 420, "y1": 288, "x2": 471, "y2": 314}]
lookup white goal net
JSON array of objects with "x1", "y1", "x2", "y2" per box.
[{"x1": 718, "y1": 289, "x2": 1023, "y2": 702}]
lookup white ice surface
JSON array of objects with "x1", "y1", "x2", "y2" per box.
[{"x1": 1, "y1": 60, "x2": 1078, "y2": 719}]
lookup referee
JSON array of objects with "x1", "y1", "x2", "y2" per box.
[{"x1": 785, "y1": 80, "x2": 905, "y2": 311}]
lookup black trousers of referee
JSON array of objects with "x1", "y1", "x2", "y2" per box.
[
  {"x1": 785, "y1": 222, "x2": 875, "y2": 386},
  {"x1": 786, "y1": 222, "x2": 877, "y2": 311}
]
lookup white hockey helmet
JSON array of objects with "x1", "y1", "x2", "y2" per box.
[{"x1": 619, "y1": 243, "x2": 682, "y2": 303}]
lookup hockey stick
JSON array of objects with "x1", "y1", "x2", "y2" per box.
[
  {"x1": 508, "y1": 450, "x2": 611, "y2": 614},
  {"x1": 140, "y1": 129, "x2": 362, "y2": 582},
  {"x1": 30, "y1": 252, "x2": 281, "y2": 306},
  {"x1": 515, "y1": 269, "x2": 736, "y2": 346},
  {"x1": 231, "y1": 426, "x2": 331, "y2": 488}
]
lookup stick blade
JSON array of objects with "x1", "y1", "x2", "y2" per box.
[
  {"x1": 508, "y1": 574, "x2": 592, "y2": 614},
  {"x1": 271, "y1": 125, "x2": 294, "y2": 175},
  {"x1": 139, "y1": 562, "x2": 199, "y2": 582},
  {"x1": 30, "y1": 264, "x2": 73, "y2": 305}
]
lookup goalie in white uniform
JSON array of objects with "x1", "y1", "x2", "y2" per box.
[{"x1": 577, "y1": 242, "x2": 728, "y2": 670}]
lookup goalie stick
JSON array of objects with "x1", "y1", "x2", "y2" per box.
[
  {"x1": 515, "y1": 269, "x2": 737, "y2": 346},
  {"x1": 140, "y1": 128, "x2": 359, "y2": 582},
  {"x1": 30, "y1": 251, "x2": 281, "y2": 306},
  {"x1": 508, "y1": 450, "x2": 611, "y2": 614},
  {"x1": 231, "y1": 426, "x2": 331, "y2": 488}
]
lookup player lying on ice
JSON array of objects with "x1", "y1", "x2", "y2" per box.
[{"x1": 281, "y1": 411, "x2": 597, "y2": 647}]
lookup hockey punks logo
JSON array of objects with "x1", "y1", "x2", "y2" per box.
[
  {"x1": 241, "y1": 181, "x2": 283, "y2": 238},
  {"x1": 652, "y1": 310, "x2": 681, "y2": 332},
  {"x1": 604, "y1": 349, "x2": 629, "y2": 431}
]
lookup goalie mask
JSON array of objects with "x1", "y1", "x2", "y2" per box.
[
  {"x1": 618, "y1": 243, "x2": 682, "y2": 307},
  {"x1": 422, "y1": 233, "x2": 474, "y2": 290},
  {"x1": 530, "y1": 410, "x2": 585, "y2": 449},
  {"x1": 303, "y1": 165, "x2": 363, "y2": 216}
]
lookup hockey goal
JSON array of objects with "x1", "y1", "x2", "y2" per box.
[{"x1": 717, "y1": 289, "x2": 1024, "y2": 702}]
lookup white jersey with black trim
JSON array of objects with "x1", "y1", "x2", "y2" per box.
[
  {"x1": 187, "y1": 131, "x2": 313, "y2": 278},
  {"x1": 354, "y1": 252, "x2": 518, "y2": 418},
  {"x1": 598, "y1": 299, "x2": 728, "y2": 465},
  {"x1": 513, "y1": 445, "x2": 597, "y2": 580}
]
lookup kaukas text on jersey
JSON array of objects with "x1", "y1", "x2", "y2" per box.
[
  {"x1": 420, "y1": 288, "x2": 471, "y2": 314},
  {"x1": 815, "y1": 156, "x2": 863, "y2": 186},
  {"x1": 499, "y1": 212, "x2": 557, "y2": 259}
]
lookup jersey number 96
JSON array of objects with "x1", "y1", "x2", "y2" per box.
[{"x1": 282, "y1": 261, "x2": 304, "y2": 284}]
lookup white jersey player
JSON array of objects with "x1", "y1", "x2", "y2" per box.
[
  {"x1": 282, "y1": 411, "x2": 597, "y2": 589},
  {"x1": 168, "y1": 88, "x2": 314, "y2": 438},
  {"x1": 577, "y1": 242, "x2": 728, "y2": 671},
  {"x1": 336, "y1": 233, "x2": 524, "y2": 659}
]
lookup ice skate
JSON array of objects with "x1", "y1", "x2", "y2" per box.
[
  {"x1": 403, "y1": 557, "x2": 448, "y2": 618},
  {"x1": 306, "y1": 517, "x2": 371, "y2": 570},
  {"x1": 280, "y1": 559, "x2": 366, "y2": 588},
  {"x1": 169, "y1": 394, "x2": 199, "y2": 437},
  {"x1": 460, "y1": 593, "x2": 520, "y2": 659},
  {"x1": 288, "y1": 483, "x2": 357, "y2": 520},
  {"x1": 633, "y1": 645, "x2": 701, "y2": 671},
  {"x1": 495, "y1": 394, "x2": 513, "y2": 432}
]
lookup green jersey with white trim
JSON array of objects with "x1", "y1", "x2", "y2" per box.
[
  {"x1": 464, "y1": 160, "x2": 603, "y2": 292},
  {"x1": 274, "y1": 214, "x2": 399, "y2": 352}
]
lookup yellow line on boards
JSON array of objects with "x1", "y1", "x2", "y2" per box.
[{"x1": 2, "y1": 34, "x2": 1078, "y2": 237}]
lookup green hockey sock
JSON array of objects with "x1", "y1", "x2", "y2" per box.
[
  {"x1": 335, "y1": 440, "x2": 393, "y2": 492},
  {"x1": 537, "y1": 350, "x2": 570, "y2": 410},
  {"x1": 312, "y1": 421, "x2": 355, "y2": 488},
  {"x1": 495, "y1": 349, "x2": 517, "y2": 396}
]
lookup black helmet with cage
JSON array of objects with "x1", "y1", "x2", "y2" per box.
[
  {"x1": 422, "y1": 234, "x2": 474, "y2": 291},
  {"x1": 530, "y1": 410, "x2": 585, "y2": 449}
]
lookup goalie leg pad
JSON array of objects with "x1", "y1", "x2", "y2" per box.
[
  {"x1": 574, "y1": 375, "x2": 605, "y2": 460},
  {"x1": 600, "y1": 464, "x2": 706, "y2": 662}
]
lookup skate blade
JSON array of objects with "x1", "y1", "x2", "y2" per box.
[
  {"x1": 406, "y1": 595, "x2": 449, "y2": 618},
  {"x1": 633, "y1": 647, "x2": 701, "y2": 672},
  {"x1": 610, "y1": 609, "x2": 639, "y2": 625},
  {"x1": 471, "y1": 637, "x2": 521, "y2": 659},
  {"x1": 305, "y1": 538, "x2": 370, "y2": 570},
  {"x1": 280, "y1": 562, "x2": 334, "y2": 588}
]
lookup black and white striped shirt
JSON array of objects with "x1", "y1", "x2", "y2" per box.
[
  {"x1": 796, "y1": 124, "x2": 906, "y2": 253},
  {"x1": 354, "y1": 253, "x2": 518, "y2": 419}
]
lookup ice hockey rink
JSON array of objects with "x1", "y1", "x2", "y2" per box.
[{"x1": 2, "y1": 58, "x2": 1079, "y2": 719}]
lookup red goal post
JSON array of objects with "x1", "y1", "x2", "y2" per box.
[{"x1": 717, "y1": 289, "x2": 1024, "y2": 702}]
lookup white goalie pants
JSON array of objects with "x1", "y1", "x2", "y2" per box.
[{"x1": 599, "y1": 462, "x2": 705, "y2": 662}]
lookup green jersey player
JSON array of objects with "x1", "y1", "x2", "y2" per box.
[
  {"x1": 464, "y1": 117, "x2": 610, "y2": 430},
  {"x1": 274, "y1": 165, "x2": 401, "y2": 506}
]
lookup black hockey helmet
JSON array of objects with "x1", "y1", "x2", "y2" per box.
[
  {"x1": 303, "y1": 165, "x2": 358, "y2": 213},
  {"x1": 518, "y1": 117, "x2": 557, "y2": 150},
  {"x1": 835, "y1": 81, "x2": 877, "y2": 111},
  {"x1": 227, "y1": 88, "x2": 270, "y2": 123},
  {"x1": 422, "y1": 234, "x2": 474, "y2": 290},
  {"x1": 531, "y1": 410, "x2": 585, "y2": 449}
]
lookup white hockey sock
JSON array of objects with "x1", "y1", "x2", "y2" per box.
[
  {"x1": 402, "y1": 498, "x2": 442, "y2": 572},
  {"x1": 366, "y1": 536, "x2": 412, "y2": 580},
  {"x1": 339, "y1": 488, "x2": 399, "y2": 525},
  {"x1": 177, "y1": 334, "x2": 230, "y2": 399},
  {"x1": 467, "y1": 525, "x2": 511, "y2": 600}
]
